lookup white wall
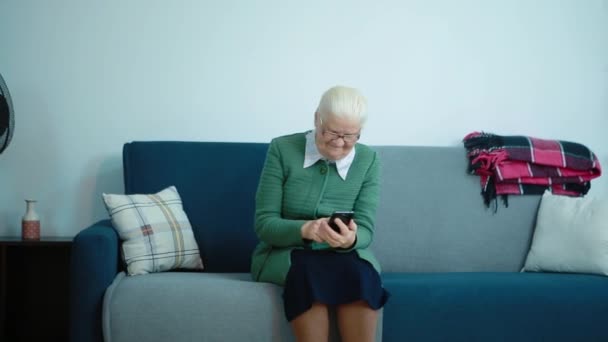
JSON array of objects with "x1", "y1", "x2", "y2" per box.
[{"x1": 1, "y1": 0, "x2": 606, "y2": 237}]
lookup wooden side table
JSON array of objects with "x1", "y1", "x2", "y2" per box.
[{"x1": 0, "y1": 236, "x2": 72, "y2": 342}]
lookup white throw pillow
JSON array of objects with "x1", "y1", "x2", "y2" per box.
[
  {"x1": 523, "y1": 191, "x2": 608, "y2": 276},
  {"x1": 103, "y1": 186, "x2": 204, "y2": 276}
]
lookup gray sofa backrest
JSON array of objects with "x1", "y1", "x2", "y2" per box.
[{"x1": 373, "y1": 146, "x2": 542, "y2": 273}]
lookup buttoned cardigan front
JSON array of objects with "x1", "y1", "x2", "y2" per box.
[{"x1": 250, "y1": 132, "x2": 382, "y2": 286}]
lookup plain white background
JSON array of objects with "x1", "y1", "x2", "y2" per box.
[{"x1": 0, "y1": 0, "x2": 606, "y2": 236}]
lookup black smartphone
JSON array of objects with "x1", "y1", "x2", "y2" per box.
[{"x1": 328, "y1": 210, "x2": 354, "y2": 233}]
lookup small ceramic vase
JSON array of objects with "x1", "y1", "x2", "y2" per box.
[{"x1": 22, "y1": 199, "x2": 41, "y2": 240}]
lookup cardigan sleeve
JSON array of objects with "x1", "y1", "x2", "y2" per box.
[
  {"x1": 339, "y1": 149, "x2": 381, "y2": 252},
  {"x1": 254, "y1": 138, "x2": 308, "y2": 247}
]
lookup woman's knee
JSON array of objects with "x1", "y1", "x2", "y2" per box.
[
  {"x1": 292, "y1": 302, "x2": 330, "y2": 325},
  {"x1": 291, "y1": 303, "x2": 331, "y2": 342},
  {"x1": 336, "y1": 301, "x2": 379, "y2": 342}
]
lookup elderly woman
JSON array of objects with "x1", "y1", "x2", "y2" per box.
[{"x1": 251, "y1": 85, "x2": 388, "y2": 342}]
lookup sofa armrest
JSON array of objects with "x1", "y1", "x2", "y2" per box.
[{"x1": 69, "y1": 219, "x2": 120, "y2": 342}]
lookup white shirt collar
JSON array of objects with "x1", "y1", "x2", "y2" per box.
[{"x1": 303, "y1": 130, "x2": 356, "y2": 180}]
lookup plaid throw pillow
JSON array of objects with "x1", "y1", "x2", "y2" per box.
[{"x1": 103, "y1": 186, "x2": 204, "y2": 276}]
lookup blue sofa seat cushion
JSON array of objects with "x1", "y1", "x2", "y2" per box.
[{"x1": 381, "y1": 272, "x2": 608, "y2": 342}]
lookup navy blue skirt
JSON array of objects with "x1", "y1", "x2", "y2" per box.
[{"x1": 283, "y1": 249, "x2": 390, "y2": 322}]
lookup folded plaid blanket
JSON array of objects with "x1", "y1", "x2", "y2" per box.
[{"x1": 463, "y1": 131, "x2": 602, "y2": 208}]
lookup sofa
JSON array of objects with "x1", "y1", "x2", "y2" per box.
[{"x1": 70, "y1": 141, "x2": 608, "y2": 342}]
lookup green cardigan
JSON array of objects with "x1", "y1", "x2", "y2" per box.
[{"x1": 250, "y1": 132, "x2": 382, "y2": 286}]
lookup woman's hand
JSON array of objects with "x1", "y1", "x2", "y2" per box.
[
  {"x1": 301, "y1": 218, "x2": 327, "y2": 243},
  {"x1": 320, "y1": 218, "x2": 357, "y2": 249}
]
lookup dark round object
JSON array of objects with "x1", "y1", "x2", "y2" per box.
[{"x1": 0, "y1": 73, "x2": 14, "y2": 154}]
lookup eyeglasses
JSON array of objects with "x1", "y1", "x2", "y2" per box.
[{"x1": 321, "y1": 129, "x2": 360, "y2": 143}]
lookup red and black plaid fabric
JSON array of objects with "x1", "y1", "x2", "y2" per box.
[{"x1": 463, "y1": 131, "x2": 602, "y2": 208}]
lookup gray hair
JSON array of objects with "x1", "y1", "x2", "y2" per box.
[{"x1": 316, "y1": 86, "x2": 368, "y2": 126}]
